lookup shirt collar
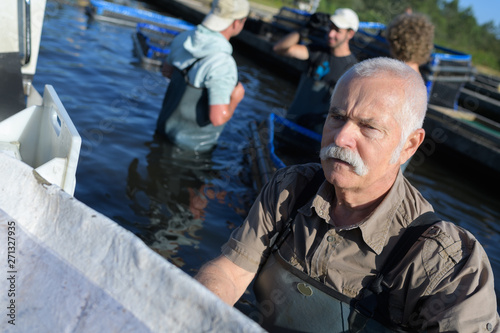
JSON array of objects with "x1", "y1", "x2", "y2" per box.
[{"x1": 305, "y1": 169, "x2": 405, "y2": 254}]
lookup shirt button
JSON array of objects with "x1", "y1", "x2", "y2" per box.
[
  {"x1": 327, "y1": 235, "x2": 334, "y2": 242},
  {"x1": 486, "y1": 323, "x2": 493, "y2": 331},
  {"x1": 318, "y1": 210, "x2": 324, "y2": 217}
]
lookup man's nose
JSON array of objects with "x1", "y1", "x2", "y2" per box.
[{"x1": 334, "y1": 121, "x2": 357, "y2": 149}]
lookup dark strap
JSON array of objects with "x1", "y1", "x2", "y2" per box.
[
  {"x1": 351, "y1": 211, "x2": 442, "y2": 332},
  {"x1": 181, "y1": 57, "x2": 204, "y2": 84},
  {"x1": 378, "y1": 211, "x2": 441, "y2": 282},
  {"x1": 271, "y1": 168, "x2": 325, "y2": 252},
  {"x1": 156, "y1": 57, "x2": 206, "y2": 133}
]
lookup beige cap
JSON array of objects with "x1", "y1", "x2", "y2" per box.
[
  {"x1": 202, "y1": 0, "x2": 250, "y2": 32},
  {"x1": 330, "y1": 8, "x2": 359, "y2": 32}
]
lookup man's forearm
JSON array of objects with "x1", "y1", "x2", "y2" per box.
[
  {"x1": 273, "y1": 31, "x2": 309, "y2": 59},
  {"x1": 195, "y1": 261, "x2": 240, "y2": 305},
  {"x1": 194, "y1": 256, "x2": 255, "y2": 306},
  {"x1": 273, "y1": 31, "x2": 301, "y2": 55},
  {"x1": 209, "y1": 82, "x2": 244, "y2": 126}
]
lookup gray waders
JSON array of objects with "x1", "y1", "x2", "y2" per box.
[
  {"x1": 254, "y1": 250, "x2": 394, "y2": 333},
  {"x1": 156, "y1": 62, "x2": 223, "y2": 153},
  {"x1": 252, "y1": 170, "x2": 440, "y2": 332}
]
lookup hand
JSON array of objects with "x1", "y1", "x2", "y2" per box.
[
  {"x1": 161, "y1": 62, "x2": 174, "y2": 78},
  {"x1": 231, "y1": 82, "x2": 245, "y2": 106}
]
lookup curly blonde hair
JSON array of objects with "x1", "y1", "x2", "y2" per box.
[{"x1": 386, "y1": 13, "x2": 435, "y2": 66}]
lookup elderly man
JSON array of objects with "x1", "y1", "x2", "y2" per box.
[
  {"x1": 273, "y1": 8, "x2": 359, "y2": 132},
  {"x1": 195, "y1": 57, "x2": 499, "y2": 332}
]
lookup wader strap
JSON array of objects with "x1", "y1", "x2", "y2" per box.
[
  {"x1": 176, "y1": 58, "x2": 211, "y2": 128},
  {"x1": 156, "y1": 58, "x2": 206, "y2": 134},
  {"x1": 350, "y1": 211, "x2": 442, "y2": 332},
  {"x1": 182, "y1": 57, "x2": 204, "y2": 80},
  {"x1": 271, "y1": 169, "x2": 325, "y2": 252}
]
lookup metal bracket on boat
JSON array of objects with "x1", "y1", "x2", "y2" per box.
[{"x1": 20, "y1": 0, "x2": 32, "y2": 66}]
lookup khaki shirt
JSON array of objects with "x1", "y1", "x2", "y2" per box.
[{"x1": 222, "y1": 163, "x2": 499, "y2": 332}]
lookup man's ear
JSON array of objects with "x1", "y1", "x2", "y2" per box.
[
  {"x1": 347, "y1": 29, "x2": 356, "y2": 39},
  {"x1": 400, "y1": 128, "x2": 425, "y2": 164}
]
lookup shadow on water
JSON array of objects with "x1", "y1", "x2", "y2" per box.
[
  {"x1": 125, "y1": 134, "x2": 213, "y2": 267},
  {"x1": 123, "y1": 131, "x2": 258, "y2": 271}
]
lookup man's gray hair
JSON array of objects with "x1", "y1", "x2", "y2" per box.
[{"x1": 331, "y1": 57, "x2": 428, "y2": 162}]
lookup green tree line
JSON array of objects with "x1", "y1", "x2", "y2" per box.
[{"x1": 256, "y1": 0, "x2": 500, "y2": 73}]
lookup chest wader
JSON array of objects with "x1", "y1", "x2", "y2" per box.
[
  {"x1": 286, "y1": 54, "x2": 355, "y2": 134},
  {"x1": 156, "y1": 59, "x2": 223, "y2": 152},
  {"x1": 253, "y1": 170, "x2": 440, "y2": 332},
  {"x1": 286, "y1": 73, "x2": 331, "y2": 133}
]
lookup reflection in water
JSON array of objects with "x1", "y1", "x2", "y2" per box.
[
  {"x1": 126, "y1": 134, "x2": 220, "y2": 267},
  {"x1": 125, "y1": 134, "x2": 251, "y2": 268}
]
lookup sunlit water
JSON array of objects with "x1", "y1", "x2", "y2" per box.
[{"x1": 34, "y1": 0, "x2": 500, "y2": 312}]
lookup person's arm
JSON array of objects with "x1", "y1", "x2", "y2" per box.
[
  {"x1": 194, "y1": 255, "x2": 256, "y2": 306},
  {"x1": 405, "y1": 222, "x2": 499, "y2": 331},
  {"x1": 273, "y1": 31, "x2": 309, "y2": 60},
  {"x1": 209, "y1": 81, "x2": 245, "y2": 126},
  {"x1": 194, "y1": 166, "x2": 298, "y2": 306},
  {"x1": 422, "y1": 243, "x2": 499, "y2": 331}
]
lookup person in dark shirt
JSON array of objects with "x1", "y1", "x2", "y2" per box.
[{"x1": 273, "y1": 8, "x2": 359, "y2": 132}]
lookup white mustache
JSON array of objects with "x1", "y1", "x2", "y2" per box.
[{"x1": 319, "y1": 143, "x2": 368, "y2": 176}]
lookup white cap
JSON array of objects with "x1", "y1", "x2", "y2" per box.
[
  {"x1": 202, "y1": 0, "x2": 250, "y2": 32},
  {"x1": 330, "y1": 8, "x2": 359, "y2": 32}
]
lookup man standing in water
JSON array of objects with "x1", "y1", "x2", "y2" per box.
[
  {"x1": 273, "y1": 8, "x2": 359, "y2": 132},
  {"x1": 156, "y1": 0, "x2": 248, "y2": 153},
  {"x1": 194, "y1": 58, "x2": 499, "y2": 332}
]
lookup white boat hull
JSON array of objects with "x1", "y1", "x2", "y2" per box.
[{"x1": 0, "y1": 153, "x2": 263, "y2": 332}]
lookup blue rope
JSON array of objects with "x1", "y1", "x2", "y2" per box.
[
  {"x1": 267, "y1": 114, "x2": 322, "y2": 169},
  {"x1": 267, "y1": 114, "x2": 287, "y2": 169},
  {"x1": 273, "y1": 114, "x2": 322, "y2": 142}
]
